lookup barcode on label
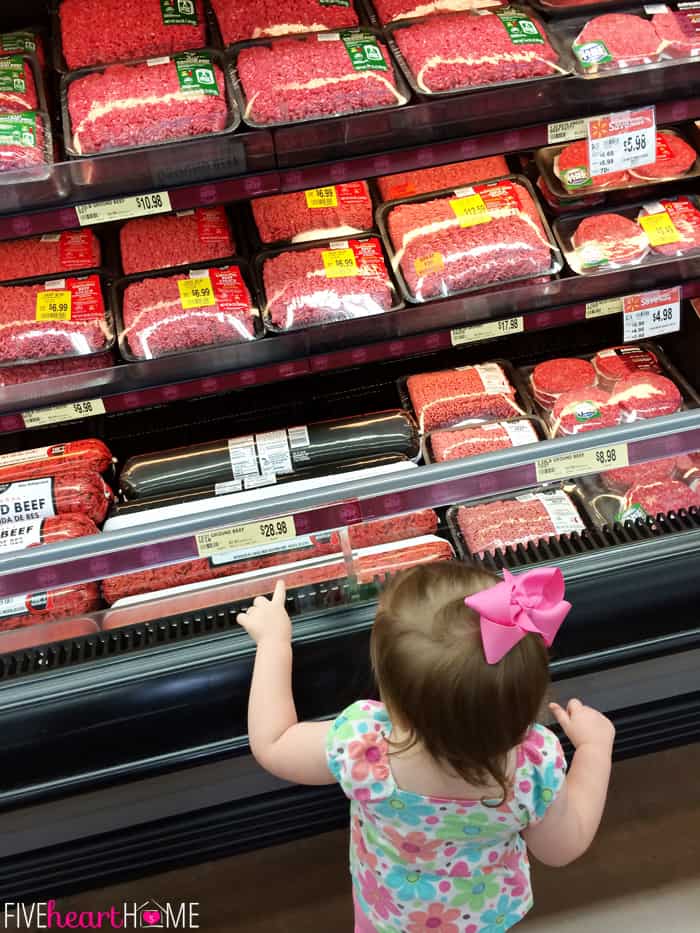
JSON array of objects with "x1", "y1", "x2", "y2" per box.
[
  {"x1": 256, "y1": 430, "x2": 292, "y2": 476},
  {"x1": 288, "y1": 426, "x2": 310, "y2": 449}
]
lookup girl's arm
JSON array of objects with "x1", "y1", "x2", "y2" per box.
[
  {"x1": 522, "y1": 699, "x2": 614, "y2": 867},
  {"x1": 237, "y1": 580, "x2": 335, "y2": 785}
]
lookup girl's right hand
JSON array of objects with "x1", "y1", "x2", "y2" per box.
[{"x1": 549, "y1": 699, "x2": 615, "y2": 752}]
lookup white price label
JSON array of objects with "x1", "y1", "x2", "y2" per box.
[
  {"x1": 451, "y1": 317, "x2": 524, "y2": 346},
  {"x1": 22, "y1": 398, "x2": 106, "y2": 429},
  {"x1": 622, "y1": 287, "x2": 681, "y2": 343},
  {"x1": 547, "y1": 118, "x2": 587, "y2": 145},
  {"x1": 196, "y1": 516, "x2": 297, "y2": 558},
  {"x1": 536, "y1": 443, "x2": 629, "y2": 483},
  {"x1": 587, "y1": 107, "x2": 656, "y2": 178},
  {"x1": 75, "y1": 191, "x2": 172, "y2": 226},
  {"x1": 585, "y1": 297, "x2": 624, "y2": 320}
]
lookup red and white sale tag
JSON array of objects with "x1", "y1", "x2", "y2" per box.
[
  {"x1": 587, "y1": 107, "x2": 656, "y2": 178},
  {"x1": 623, "y1": 286, "x2": 681, "y2": 342}
]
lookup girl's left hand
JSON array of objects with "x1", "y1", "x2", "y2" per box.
[{"x1": 237, "y1": 580, "x2": 291, "y2": 645}]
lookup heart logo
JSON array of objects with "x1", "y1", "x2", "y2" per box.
[{"x1": 142, "y1": 911, "x2": 161, "y2": 926}]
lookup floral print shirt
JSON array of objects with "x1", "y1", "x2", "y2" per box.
[{"x1": 326, "y1": 700, "x2": 567, "y2": 933}]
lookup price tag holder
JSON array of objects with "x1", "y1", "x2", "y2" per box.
[
  {"x1": 22, "y1": 398, "x2": 106, "y2": 429},
  {"x1": 587, "y1": 107, "x2": 656, "y2": 179},
  {"x1": 535, "y1": 442, "x2": 629, "y2": 483},
  {"x1": 547, "y1": 118, "x2": 587, "y2": 145},
  {"x1": 451, "y1": 316, "x2": 524, "y2": 346},
  {"x1": 75, "y1": 191, "x2": 172, "y2": 226},
  {"x1": 622, "y1": 286, "x2": 681, "y2": 342},
  {"x1": 196, "y1": 516, "x2": 297, "y2": 557},
  {"x1": 585, "y1": 297, "x2": 623, "y2": 320}
]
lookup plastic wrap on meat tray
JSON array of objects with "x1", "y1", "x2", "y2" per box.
[
  {"x1": 652, "y1": 7, "x2": 700, "y2": 57},
  {"x1": 119, "y1": 208, "x2": 236, "y2": 276},
  {"x1": 530, "y1": 357, "x2": 596, "y2": 410},
  {"x1": 261, "y1": 237, "x2": 397, "y2": 332},
  {"x1": 0, "y1": 440, "x2": 113, "y2": 482},
  {"x1": 571, "y1": 12, "x2": 663, "y2": 73},
  {"x1": 376, "y1": 156, "x2": 509, "y2": 202},
  {"x1": 252, "y1": 183, "x2": 373, "y2": 245},
  {"x1": 120, "y1": 265, "x2": 257, "y2": 360},
  {"x1": 581, "y1": 466, "x2": 699, "y2": 527},
  {"x1": 210, "y1": 0, "x2": 359, "y2": 45},
  {"x1": 235, "y1": 30, "x2": 408, "y2": 127},
  {"x1": 64, "y1": 52, "x2": 234, "y2": 157},
  {"x1": 372, "y1": 0, "x2": 505, "y2": 26},
  {"x1": 390, "y1": 7, "x2": 566, "y2": 95},
  {"x1": 0, "y1": 471, "x2": 113, "y2": 525},
  {"x1": 452, "y1": 488, "x2": 586, "y2": 558},
  {"x1": 429, "y1": 419, "x2": 540, "y2": 462},
  {"x1": 0, "y1": 56, "x2": 39, "y2": 112},
  {"x1": 0, "y1": 351, "x2": 113, "y2": 387},
  {"x1": 0, "y1": 230, "x2": 101, "y2": 283},
  {"x1": 57, "y1": 0, "x2": 207, "y2": 70},
  {"x1": 0, "y1": 275, "x2": 112, "y2": 365},
  {"x1": 0, "y1": 112, "x2": 51, "y2": 174},
  {"x1": 405, "y1": 362, "x2": 527, "y2": 433},
  {"x1": 381, "y1": 177, "x2": 560, "y2": 302}
]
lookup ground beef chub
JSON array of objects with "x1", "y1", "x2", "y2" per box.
[
  {"x1": 407, "y1": 364, "x2": 523, "y2": 433},
  {"x1": 0, "y1": 472, "x2": 113, "y2": 525},
  {"x1": 253, "y1": 183, "x2": 373, "y2": 245},
  {"x1": 0, "y1": 585, "x2": 101, "y2": 633},
  {"x1": 571, "y1": 213, "x2": 649, "y2": 269},
  {"x1": 612, "y1": 372, "x2": 683, "y2": 419},
  {"x1": 629, "y1": 131, "x2": 697, "y2": 180},
  {"x1": 0, "y1": 439, "x2": 113, "y2": 481},
  {"x1": 377, "y1": 157, "x2": 509, "y2": 201},
  {"x1": 210, "y1": 0, "x2": 359, "y2": 45},
  {"x1": 120, "y1": 209, "x2": 235, "y2": 276}
]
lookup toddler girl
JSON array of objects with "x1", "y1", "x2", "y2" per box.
[{"x1": 238, "y1": 561, "x2": 614, "y2": 932}]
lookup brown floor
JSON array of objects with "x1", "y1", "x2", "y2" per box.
[{"x1": 56, "y1": 743, "x2": 700, "y2": 932}]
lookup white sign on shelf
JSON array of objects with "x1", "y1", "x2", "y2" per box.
[
  {"x1": 75, "y1": 192, "x2": 172, "y2": 226},
  {"x1": 622, "y1": 287, "x2": 681, "y2": 342},
  {"x1": 587, "y1": 107, "x2": 656, "y2": 179}
]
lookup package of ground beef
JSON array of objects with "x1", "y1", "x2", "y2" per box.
[
  {"x1": 550, "y1": 387, "x2": 624, "y2": 435},
  {"x1": 0, "y1": 56, "x2": 40, "y2": 112},
  {"x1": 600, "y1": 456, "x2": 678, "y2": 493},
  {"x1": 65, "y1": 52, "x2": 234, "y2": 157},
  {"x1": 452, "y1": 488, "x2": 586, "y2": 558},
  {"x1": 0, "y1": 29, "x2": 46, "y2": 70},
  {"x1": 637, "y1": 196, "x2": 700, "y2": 257},
  {"x1": 564, "y1": 212, "x2": 650, "y2": 273},
  {"x1": 390, "y1": 7, "x2": 565, "y2": 95},
  {"x1": 551, "y1": 139, "x2": 630, "y2": 193},
  {"x1": 405, "y1": 363, "x2": 526, "y2": 433},
  {"x1": 252, "y1": 183, "x2": 373, "y2": 245},
  {"x1": 571, "y1": 12, "x2": 664, "y2": 73},
  {"x1": 372, "y1": 0, "x2": 505, "y2": 25},
  {"x1": 611, "y1": 372, "x2": 683, "y2": 419},
  {"x1": 620, "y1": 478, "x2": 697, "y2": 520},
  {"x1": 628, "y1": 130, "x2": 697, "y2": 180},
  {"x1": 428, "y1": 419, "x2": 540, "y2": 462},
  {"x1": 382, "y1": 177, "x2": 559, "y2": 301},
  {"x1": 653, "y1": 7, "x2": 700, "y2": 57},
  {"x1": 0, "y1": 471, "x2": 113, "y2": 525},
  {"x1": 119, "y1": 208, "x2": 235, "y2": 276},
  {"x1": 530, "y1": 358, "x2": 597, "y2": 409},
  {"x1": 0, "y1": 112, "x2": 51, "y2": 174},
  {"x1": 376, "y1": 156, "x2": 509, "y2": 202},
  {"x1": 261, "y1": 237, "x2": 397, "y2": 332},
  {"x1": 0, "y1": 230, "x2": 101, "y2": 283},
  {"x1": 120, "y1": 265, "x2": 258, "y2": 360},
  {"x1": 210, "y1": 0, "x2": 360, "y2": 45},
  {"x1": 57, "y1": 0, "x2": 207, "y2": 71},
  {"x1": 0, "y1": 275, "x2": 112, "y2": 365},
  {"x1": 235, "y1": 30, "x2": 408, "y2": 127},
  {"x1": 591, "y1": 345, "x2": 662, "y2": 390},
  {"x1": 0, "y1": 351, "x2": 113, "y2": 387}
]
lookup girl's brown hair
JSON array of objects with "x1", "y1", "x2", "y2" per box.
[{"x1": 371, "y1": 562, "x2": 551, "y2": 800}]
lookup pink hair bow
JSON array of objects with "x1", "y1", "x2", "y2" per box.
[{"x1": 465, "y1": 567, "x2": 571, "y2": 664}]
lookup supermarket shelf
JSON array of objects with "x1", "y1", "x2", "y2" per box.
[{"x1": 2, "y1": 275, "x2": 700, "y2": 432}]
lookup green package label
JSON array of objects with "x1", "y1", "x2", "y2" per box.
[
  {"x1": 341, "y1": 30, "x2": 388, "y2": 72},
  {"x1": 574, "y1": 401, "x2": 600, "y2": 423},
  {"x1": 319, "y1": 0, "x2": 351, "y2": 5},
  {"x1": 0, "y1": 32, "x2": 37, "y2": 54},
  {"x1": 562, "y1": 165, "x2": 592, "y2": 189},
  {"x1": 0, "y1": 57, "x2": 26, "y2": 96},
  {"x1": 496, "y1": 8, "x2": 544, "y2": 45},
  {"x1": 0, "y1": 113, "x2": 36, "y2": 148},
  {"x1": 615, "y1": 503, "x2": 649, "y2": 523},
  {"x1": 573, "y1": 40, "x2": 612, "y2": 67},
  {"x1": 174, "y1": 53, "x2": 220, "y2": 96},
  {"x1": 160, "y1": 0, "x2": 199, "y2": 26}
]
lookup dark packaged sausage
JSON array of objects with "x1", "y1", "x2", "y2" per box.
[
  {"x1": 119, "y1": 411, "x2": 419, "y2": 499},
  {"x1": 0, "y1": 439, "x2": 113, "y2": 482},
  {"x1": 0, "y1": 471, "x2": 113, "y2": 526}
]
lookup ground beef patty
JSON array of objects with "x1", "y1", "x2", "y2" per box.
[
  {"x1": 571, "y1": 213, "x2": 649, "y2": 269},
  {"x1": 638, "y1": 197, "x2": 700, "y2": 257},
  {"x1": 592, "y1": 346, "x2": 661, "y2": 390},
  {"x1": 623, "y1": 479, "x2": 697, "y2": 518},
  {"x1": 377, "y1": 156, "x2": 509, "y2": 201},
  {"x1": 612, "y1": 372, "x2": 683, "y2": 419},
  {"x1": 531, "y1": 358, "x2": 597, "y2": 409},
  {"x1": 601, "y1": 457, "x2": 677, "y2": 494},
  {"x1": 551, "y1": 387, "x2": 622, "y2": 436},
  {"x1": 556, "y1": 139, "x2": 629, "y2": 192},
  {"x1": 652, "y1": 10, "x2": 700, "y2": 56},
  {"x1": 629, "y1": 131, "x2": 697, "y2": 180},
  {"x1": 573, "y1": 13, "x2": 662, "y2": 68}
]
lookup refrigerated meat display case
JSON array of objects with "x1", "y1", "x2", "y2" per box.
[{"x1": 1, "y1": 0, "x2": 700, "y2": 903}]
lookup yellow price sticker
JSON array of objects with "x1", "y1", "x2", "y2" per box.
[
  {"x1": 322, "y1": 247, "x2": 359, "y2": 278},
  {"x1": 305, "y1": 186, "x2": 338, "y2": 209},
  {"x1": 585, "y1": 297, "x2": 623, "y2": 320},
  {"x1": 449, "y1": 194, "x2": 491, "y2": 228},
  {"x1": 178, "y1": 276, "x2": 216, "y2": 309},
  {"x1": 414, "y1": 252, "x2": 445, "y2": 276},
  {"x1": 535, "y1": 442, "x2": 629, "y2": 483},
  {"x1": 639, "y1": 211, "x2": 681, "y2": 247},
  {"x1": 36, "y1": 290, "x2": 71, "y2": 321},
  {"x1": 196, "y1": 515, "x2": 297, "y2": 558}
]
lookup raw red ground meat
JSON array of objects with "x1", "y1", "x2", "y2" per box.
[
  {"x1": 394, "y1": 9, "x2": 561, "y2": 93},
  {"x1": 407, "y1": 363, "x2": 523, "y2": 433},
  {"x1": 0, "y1": 351, "x2": 113, "y2": 387},
  {"x1": 0, "y1": 440, "x2": 113, "y2": 482},
  {"x1": 263, "y1": 238, "x2": 394, "y2": 331},
  {"x1": 601, "y1": 457, "x2": 677, "y2": 494},
  {"x1": 122, "y1": 269, "x2": 256, "y2": 359},
  {"x1": 571, "y1": 213, "x2": 649, "y2": 268},
  {"x1": 0, "y1": 58, "x2": 38, "y2": 112},
  {"x1": 573, "y1": 14, "x2": 662, "y2": 68},
  {"x1": 0, "y1": 471, "x2": 113, "y2": 525},
  {"x1": 676, "y1": 452, "x2": 700, "y2": 476},
  {"x1": 551, "y1": 387, "x2": 623, "y2": 436},
  {"x1": 211, "y1": 0, "x2": 359, "y2": 45},
  {"x1": 0, "y1": 616, "x2": 98, "y2": 652},
  {"x1": 0, "y1": 281, "x2": 109, "y2": 363},
  {"x1": 67, "y1": 58, "x2": 229, "y2": 156},
  {"x1": 253, "y1": 183, "x2": 373, "y2": 245},
  {"x1": 556, "y1": 139, "x2": 629, "y2": 192},
  {"x1": 639, "y1": 198, "x2": 700, "y2": 257},
  {"x1": 456, "y1": 491, "x2": 584, "y2": 556},
  {"x1": 531, "y1": 358, "x2": 596, "y2": 409},
  {"x1": 629, "y1": 131, "x2": 697, "y2": 180},
  {"x1": 387, "y1": 180, "x2": 553, "y2": 300},
  {"x1": 377, "y1": 156, "x2": 509, "y2": 201},
  {"x1": 612, "y1": 372, "x2": 682, "y2": 420},
  {"x1": 592, "y1": 346, "x2": 661, "y2": 391},
  {"x1": 0, "y1": 514, "x2": 98, "y2": 550},
  {"x1": 374, "y1": 0, "x2": 504, "y2": 26},
  {"x1": 0, "y1": 584, "x2": 101, "y2": 632},
  {"x1": 120, "y1": 209, "x2": 235, "y2": 276},
  {"x1": 624, "y1": 479, "x2": 697, "y2": 517},
  {"x1": 653, "y1": 10, "x2": 700, "y2": 56},
  {"x1": 58, "y1": 0, "x2": 207, "y2": 70},
  {"x1": 0, "y1": 230, "x2": 101, "y2": 282},
  {"x1": 237, "y1": 34, "x2": 407, "y2": 126},
  {"x1": 430, "y1": 419, "x2": 539, "y2": 462},
  {"x1": 0, "y1": 112, "x2": 48, "y2": 173},
  {"x1": 347, "y1": 509, "x2": 438, "y2": 548}
]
